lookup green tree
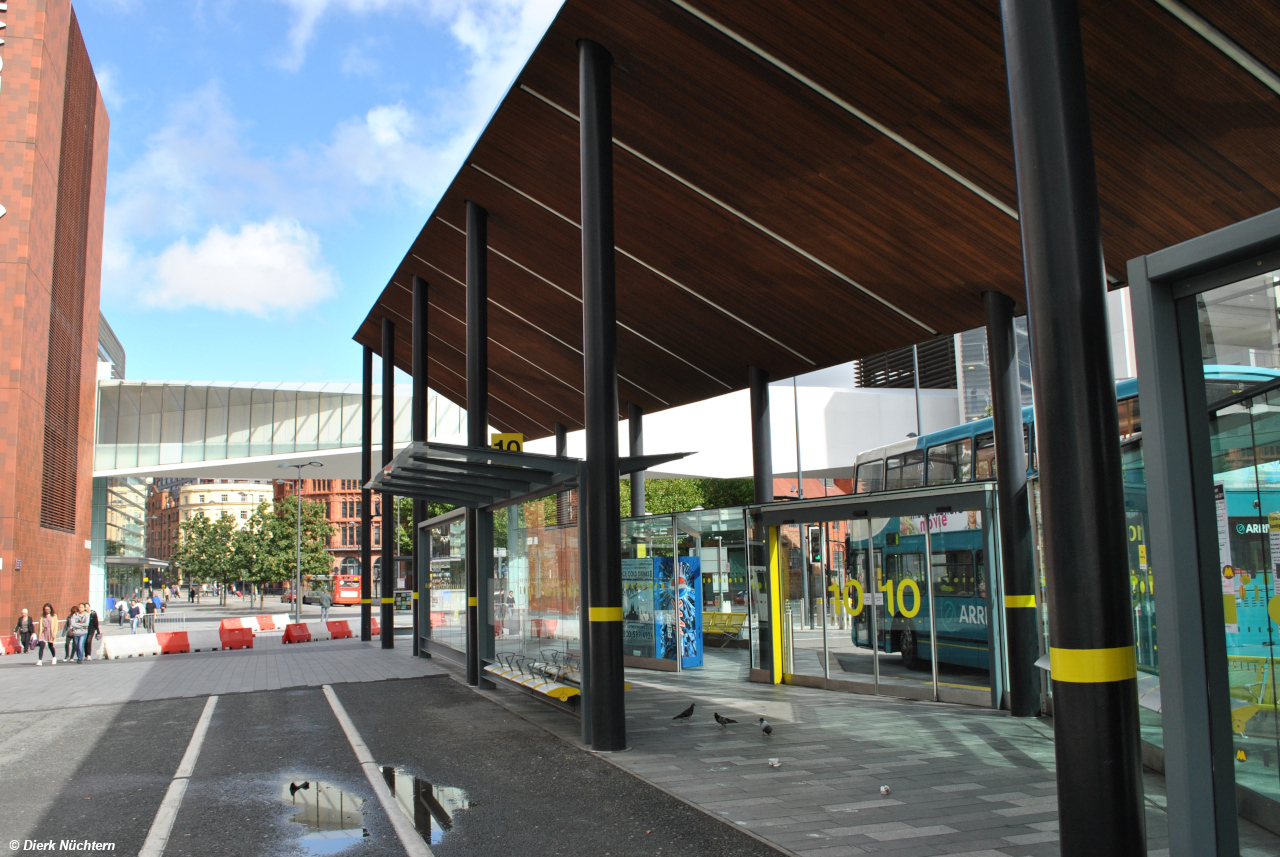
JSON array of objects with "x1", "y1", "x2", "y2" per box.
[
  {"x1": 171, "y1": 511, "x2": 238, "y2": 605},
  {"x1": 618, "y1": 477, "x2": 756, "y2": 516},
  {"x1": 395, "y1": 496, "x2": 455, "y2": 555},
  {"x1": 266, "y1": 495, "x2": 336, "y2": 602}
]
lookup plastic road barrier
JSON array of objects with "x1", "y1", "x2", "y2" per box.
[
  {"x1": 102, "y1": 626, "x2": 254, "y2": 659},
  {"x1": 283, "y1": 618, "x2": 375, "y2": 644},
  {"x1": 220, "y1": 614, "x2": 290, "y2": 633}
]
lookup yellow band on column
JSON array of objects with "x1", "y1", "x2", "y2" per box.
[
  {"x1": 381, "y1": 597, "x2": 394, "y2": 604},
  {"x1": 1004, "y1": 594, "x2": 1036, "y2": 608},
  {"x1": 1049, "y1": 646, "x2": 1137, "y2": 683},
  {"x1": 589, "y1": 606, "x2": 623, "y2": 622},
  {"x1": 361, "y1": 598, "x2": 372, "y2": 604},
  {"x1": 468, "y1": 597, "x2": 478, "y2": 607},
  {"x1": 412, "y1": 592, "x2": 418, "y2": 600}
]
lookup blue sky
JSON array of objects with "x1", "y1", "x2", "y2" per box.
[{"x1": 76, "y1": 0, "x2": 563, "y2": 383}]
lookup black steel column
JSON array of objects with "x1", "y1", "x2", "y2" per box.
[
  {"x1": 412, "y1": 275, "x2": 429, "y2": 658},
  {"x1": 360, "y1": 346, "x2": 373, "y2": 642},
  {"x1": 465, "y1": 200, "x2": 488, "y2": 687},
  {"x1": 1001, "y1": 2, "x2": 1144, "y2": 853},
  {"x1": 748, "y1": 364, "x2": 773, "y2": 674},
  {"x1": 581, "y1": 38, "x2": 625, "y2": 752},
  {"x1": 381, "y1": 317, "x2": 395, "y2": 650},
  {"x1": 984, "y1": 291, "x2": 1039, "y2": 717},
  {"x1": 749, "y1": 366, "x2": 772, "y2": 505},
  {"x1": 627, "y1": 403, "x2": 645, "y2": 516}
]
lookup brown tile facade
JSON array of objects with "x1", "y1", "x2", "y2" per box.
[{"x1": 0, "y1": 1, "x2": 108, "y2": 629}]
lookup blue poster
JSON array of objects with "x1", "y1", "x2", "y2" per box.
[{"x1": 653, "y1": 556, "x2": 702, "y2": 667}]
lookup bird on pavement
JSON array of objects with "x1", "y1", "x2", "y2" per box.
[
  {"x1": 289, "y1": 781, "x2": 311, "y2": 796},
  {"x1": 759, "y1": 717, "x2": 773, "y2": 736},
  {"x1": 673, "y1": 703, "x2": 696, "y2": 723},
  {"x1": 714, "y1": 712, "x2": 737, "y2": 729}
]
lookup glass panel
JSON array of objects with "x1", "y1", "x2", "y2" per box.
[
  {"x1": 1192, "y1": 268, "x2": 1280, "y2": 804},
  {"x1": 427, "y1": 515, "x2": 466, "y2": 652},
  {"x1": 137, "y1": 385, "x2": 163, "y2": 466},
  {"x1": 227, "y1": 388, "x2": 252, "y2": 459},
  {"x1": 494, "y1": 497, "x2": 580, "y2": 669},
  {"x1": 115, "y1": 385, "x2": 141, "y2": 468},
  {"x1": 159, "y1": 386, "x2": 184, "y2": 465},
  {"x1": 869, "y1": 516, "x2": 931, "y2": 698},
  {"x1": 926, "y1": 511, "x2": 992, "y2": 697},
  {"x1": 95, "y1": 385, "x2": 120, "y2": 471},
  {"x1": 957, "y1": 438, "x2": 973, "y2": 482},
  {"x1": 901, "y1": 449, "x2": 925, "y2": 488},
  {"x1": 318, "y1": 394, "x2": 342, "y2": 449},
  {"x1": 884, "y1": 456, "x2": 903, "y2": 491},
  {"x1": 974, "y1": 433, "x2": 996, "y2": 480},
  {"x1": 676, "y1": 508, "x2": 746, "y2": 674},
  {"x1": 181, "y1": 386, "x2": 207, "y2": 463},
  {"x1": 621, "y1": 515, "x2": 676, "y2": 663},
  {"x1": 342, "y1": 394, "x2": 361, "y2": 447},
  {"x1": 296, "y1": 391, "x2": 320, "y2": 450},
  {"x1": 839, "y1": 519, "x2": 878, "y2": 686},
  {"x1": 249, "y1": 389, "x2": 274, "y2": 457},
  {"x1": 855, "y1": 460, "x2": 883, "y2": 493},
  {"x1": 926, "y1": 444, "x2": 956, "y2": 485},
  {"x1": 273, "y1": 390, "x2": 297, "y2": 453}
]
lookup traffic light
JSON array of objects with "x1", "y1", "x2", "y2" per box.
[{"x1": 807, "y1": 525, "x2": 822, "y2": 565}]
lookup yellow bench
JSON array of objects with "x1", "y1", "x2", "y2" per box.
[
  {"x1": 1227, "y1": 654, "x2": 1278, "y2": 735},
  {"x1": 702, "y1": 612, "x2": 747, "y2": 648}
]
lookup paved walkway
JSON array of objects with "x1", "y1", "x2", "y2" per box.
[
  {"x1": 0, "y1": 638, "x2": 444, "y2": 712},
  {"x1": 479, "y1": 650, "x2": 1280, "y2": 857}
]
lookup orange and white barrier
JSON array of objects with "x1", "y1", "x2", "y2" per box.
[
  {"x1": 101, "y1": 626, "x2": 254, "y2": 659},
  {"x1": 0, "y1": 634, "x2": 22, "y2": 655},
  {"x1": 219, "y1": 614, "x2": 290, "y2": 633},
  {"x1": 282, "y1": 618, "x2": 376, "y2": 644}
]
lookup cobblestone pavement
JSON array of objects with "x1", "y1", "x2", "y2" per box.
[
  {"x1": 0, "y1": 638, "x2": 444, "y2": 712},
  {"x1": 479, "y1": 649, "x2": 1280, "y2": 857}
]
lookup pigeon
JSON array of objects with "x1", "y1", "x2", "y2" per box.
[
  {"x1": 714, "y1": 712, "x2": 737, "y2": 729},
  {"x1": 672, "y1": 703, "x2": 695, "y2": 723},
  {"x1": 879, "y1": 785, "x2": 891, "y2": 796},
  {"x1": 767, "y1": 758, "x2": 781, "y2": 767},
  {"x1": 758, "y1": 717, "x2": 773, "y2": 736}
]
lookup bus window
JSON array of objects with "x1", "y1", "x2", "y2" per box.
[
  {"x1": 926, "y1": 444, "x2": 956, "y2": 485},
  {"x1": 974, "y1": 433, "x2": 996, "y2": 480},
  {"x1": 901, "y1": 449, "x2": 925, "y2": 488},
  {"x1": 931, "y1": 549, "x2": 975, "y2": 597},
  {"x1": 1118, "y1": 396, "x2": 1141, "y2": 439},
  {"x1": 885, "y1": 456, "x2": 904, "y2": 490},
  {"x1": 856, "y1": 460, "x2": 884, "y2": 493},
  {"x1": 885, "y1": 552, "x2": 926, "y2": 586},
  {"x1": 957, "y1": 438, "x2": 972, "y2": 481}
]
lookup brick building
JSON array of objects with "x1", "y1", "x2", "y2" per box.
[
  {"x1": 0, "y1": 1, "x2": 109, "y2": 630},
  {"x1": 275, "y1": 479, "x2": 389, "y2": 575}
]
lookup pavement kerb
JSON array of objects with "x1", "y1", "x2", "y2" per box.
[{"x1": 453, "y1": 663, "x2": 798, "y2": 857}]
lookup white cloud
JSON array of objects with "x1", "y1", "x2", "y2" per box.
[
  {"x1": 140, "y1": 220, "x2": 338, "y2": 315},
  {"x1": 95, "y1": 64, "x2": 125, "y2": 112}
]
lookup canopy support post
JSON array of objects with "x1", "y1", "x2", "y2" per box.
[
  {"x1": 412, "y1": 275, "x2": 429, "y2": 658},
  {"x1": 465, "y1": 200, "x2": 490, "y2": 687},
  {"x1": 1001, "y1": 1, "x2": 1143, "y2": 851},
  {"x1": 360, "y1": 346, "x2": 373, "y2": 642},
  {"x1": 581, "y1": 37, "x2": 626, "y2": 752},
  {"x1": 380, "y1": 317, "x2": 395, "y2": 650}
]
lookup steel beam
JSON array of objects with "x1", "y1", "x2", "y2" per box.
[
  {"x1": 1000, "y1": 1, "x2": 1143, "y2": 852},
  {"x1": 465, "y1": 199, "x2": 489, "y2": 687},
  {"x1": 628, "y1": 402, "x2": 645, "y2": 516},
  {"x1": 581, "y1": 38, "x2": 625, "y2": 752},
  {"x1": 749, "y1": 366, "x2": 772, "y2": 505},
  {"x1": 381, "y1": 316, "x2": 396, "y2": 649},
  {"x1": 412, "y1": 275, "x2": 429, "y2": 657},
  {"x1": 360, "y1": 346, "x2": 373, "y2": 642},
  {"x1": 984, "y1": 291, "x2": 1039, "y2": 716}
]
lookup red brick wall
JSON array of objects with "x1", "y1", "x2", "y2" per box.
[{"x1": 0, "y1": 1, "x2": 108, "y2": 628}]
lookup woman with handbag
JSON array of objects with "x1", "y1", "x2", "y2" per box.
[
  {"x1": 35, "y1": 603, "x2": 57, "y2": 665},
  {"x1": 13, "y1": 608, "x2": 33, "y2": 653}
]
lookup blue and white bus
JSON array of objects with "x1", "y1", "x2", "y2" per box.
[{"x1": 846, "y1": 365, "x2": 1280, "y2": 673}]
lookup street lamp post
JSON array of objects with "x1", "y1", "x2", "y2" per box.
[{"x1": 278, "y1": 461, "x2": 324, "y2": 624}]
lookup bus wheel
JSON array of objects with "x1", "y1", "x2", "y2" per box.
[{"x1": 901, "y1": 630, "x2": 927, "y2": 671}]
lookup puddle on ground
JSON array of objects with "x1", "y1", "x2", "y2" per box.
[
  {"x1": 380, "y1": 766, "x2": 470, "y2": 845},
  {"x1": 280, "y1": 779, "x2": 367, "y2": 855}
]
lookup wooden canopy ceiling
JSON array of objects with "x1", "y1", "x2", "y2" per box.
[{"x1": 354, "y1": 0, "x2": 1280, "y2": 437}]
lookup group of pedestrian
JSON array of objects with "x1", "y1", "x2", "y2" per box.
[
  {"x1": 115, "y1": 597, "x2": 158, "y2": 633},
  {"x1": 12, "y1": 603, "x2": 98, "y2": 664}
]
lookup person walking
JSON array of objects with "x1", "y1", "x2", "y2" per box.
[
  {"x1": 117, "y1": 599, "x2": 127, "y2": 627},
  {"x1": 68, "y1": 605, "x2": 89, "y2": 663},
  {"x1": 144, "y1": 597, "x2": 156, "y2": 631},
  {"x1": 62, "y1": 605, "x2": 77, "y2": 662},
  {"x1": 84, "y1": 607, "x2": 100, "y2": 659},
  {"x1": 318, "y1": 588, "x2": 332, "y2": 623},
  {"x1": 14, "y1": 608, "x2": 33, "y2": 653},
  {"x1": 129, "y1": 599, "x2": 141, "y2": 634},
  {"x1": 34, "y1": 604, "x2": 57, "y2": 665}
]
